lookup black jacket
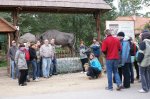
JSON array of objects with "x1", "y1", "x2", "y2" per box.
[{"x1": 29, "y1": 47, "x2": 37, "y2": 61}]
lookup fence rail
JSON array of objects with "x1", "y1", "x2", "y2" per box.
[{"x1": 56, "y1": 50, "x2": 79, "y2": 58}]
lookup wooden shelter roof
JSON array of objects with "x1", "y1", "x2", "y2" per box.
[
  {"x1": 0, "y1": 18, "x2": 17, "y2": 32},
  {"x1": 0, "y1": 0, "x2": 111, "y2": 13}
]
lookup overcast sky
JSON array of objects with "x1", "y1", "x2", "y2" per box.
[{"x1": 113, "y1": 0, "x2": 150, "y2": 14}]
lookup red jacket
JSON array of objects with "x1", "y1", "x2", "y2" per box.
[{"x1": 101, "y1": 35, "x2": 121, "y2": 60}]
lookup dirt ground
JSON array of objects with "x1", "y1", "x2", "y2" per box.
[
  {"x1": 0, "y1": 67, "x2": 145, "y2": 98},
  {"x1": 0, "y1": 67, "x2": 108, "y2": 97}
]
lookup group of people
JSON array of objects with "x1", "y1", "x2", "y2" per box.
[
  {"x1": 7, "y1": 29, "x2": 150, "y2": 93},
  {"x1": 79, "y1": 29, "x2": 150, "y2": 93},
  {"x1": 8, "y1": 39, "x2": 57, "y2": 86},
  {"x1": 101, "y1": 29, "x2": 150, "y2": 93},
  {"x1": 79, "y1": 38, "x2": 102, "y2": 79}
]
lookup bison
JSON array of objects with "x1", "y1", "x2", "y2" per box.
[{"x1": 39, "y1": 30, "x2": 76, "y2": 53}]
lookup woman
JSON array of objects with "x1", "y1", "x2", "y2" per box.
[
  {"x1": 15, "y1": 44, "x2": 28, "y2": 86},
  {"x1": 36, "y1": 41, "x2": 42, "y2": 77},
  {"x1": 79, "y1": 40, "x2": 88, "y2": 73},
  {"x1": 137, "y1": 32, "x2": 150, "y2": 93},
  {"x1": 29, "y1": 43, "x2": 38, "y2": 81},
  {"x1": 86, "y1": 53, "x2": 102, "y2": 79},
  {"x1": 90, "y1": 38, "x2": 100, "y2": 59}
]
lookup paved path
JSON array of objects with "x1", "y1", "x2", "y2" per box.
[
  {"x1": 1, "y1": 88, "x2": 150, "y2": 99},
  {"x1": 0, "y1": 69, "x2": 150, "y2": 99}
]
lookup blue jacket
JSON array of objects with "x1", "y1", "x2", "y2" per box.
[
  {"x1": 121, "y1": 40, "x2": 131, "y2": 66},
  {"x1": 90, "y1": 58, "x2": 102, "y2": 71},
  {"x1": 90, "y1": 44, "x2": 100, "y2": 57}
]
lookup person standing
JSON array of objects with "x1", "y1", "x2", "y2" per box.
[
  {"x1": 15, "y1": 44, "x2": 28, "y2": 86},
  {"x1": 79, "y1": 40, "x2": 88, "y2": 73},
  {"x1": 137, "y1": 32, "x2": 150, "y2": 93},
  {"x1": 50, "y1": 38, "x2": 57, "y2": 76},
  {"x1": 90, "y1": 38, "x2": 100, "y2": 59},
  {"x1": 29, "y1": 43, "x2": 38, "y2": 81},
  {"x1": 40, "y1": 39, "x2": 53, "y2": 78},
  {"x1": 24, "y1": 42, "x2": 31, "y2": 82},
  {"x1": 36, "y1": 41, "x2": 42, "y2": 77},
  {"x1": 117, "y1": 32, "x2": 131, "y2": 88},
  {"x1": 101, "y1": 29, "x2": 122, "y2": 91},
  {"x1": 7, "y1": 40, "x2": 18, "y2": 79}
]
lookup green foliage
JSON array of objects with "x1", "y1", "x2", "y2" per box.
[
  {"x1": 0, "y1": 60, "x2": 7, "y2": 67},
  {"x1": 144, "y1": 23, "x2": 150, "y2": 31},
  {"x1": 142, "y1": 0, "x2": 150, "y2": 6},
  {"x1": 118, "y1": 0, "x2": 143, "y2": 16}
]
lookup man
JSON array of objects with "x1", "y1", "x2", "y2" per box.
[
  {"x1": 101, "y1": 29, "x2": 122, "y2": 91},
  {"x1": 8, "y1": 40, "x2": 18, "y2": 79},
  {"x1": 117, "y1": 32, "x2": 131, "y2": 89},
  {"x1": 50, "y1": 38, "x2": 58, "y2": 75},
  {"x1": 137, "y1": 31, "x2": 150, "y2": 93},
  {"x1": 40, "y1": 39, "x2": 53, "y2": 78}
]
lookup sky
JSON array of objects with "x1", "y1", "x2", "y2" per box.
[{"x1": 113, "y1": 0, "x2": 150, "y2": 14}]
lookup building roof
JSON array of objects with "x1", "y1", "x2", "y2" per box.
[
  {"x1": 116, "y1": 16, "x2": 150, "y2": 34},
  {"x1": 0, "y1": 0, "x2": 111, "y2": 13},
  {"x1": 0, "y1": 17, "x2": 16, "y2": 32}
]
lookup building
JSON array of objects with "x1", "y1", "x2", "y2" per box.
[{"x1": 116, "y1": 16, "x2": 150, "y2": 34}]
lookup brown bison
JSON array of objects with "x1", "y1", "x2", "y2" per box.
[{"x1": 39, "y1": 30, "x2": 76, "y2": 52}]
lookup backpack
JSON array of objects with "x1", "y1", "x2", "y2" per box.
[
  {"x1": 24, "y1": 49, "x2": 30, "y2": 61},
  {"x1": 130, "y1": 42, "x2": 136, "y2": 56}
]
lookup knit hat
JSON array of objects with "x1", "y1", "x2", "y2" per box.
[
  {"x1": 142, "y1": 32, "x2": 150, "y2": 41},
  {"x1": 142, "y1": 29, "x2": 149, "y2": 34},
  {"x1": 117, "y1": 32, "x2": 125, "y2": 37}
]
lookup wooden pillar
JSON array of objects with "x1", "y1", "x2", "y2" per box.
[
  {"x1": 94, "y1": 12, "x2": 101, "y2": 42},
  {"x1": 7, "y1": 33, "x2": 11, "y2": 77},
  {"x1": 11, "y1": 8, "x2": 20, "y2": 41}
]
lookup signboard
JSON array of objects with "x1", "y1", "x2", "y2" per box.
[{"x1": 106, "y1": 21, "x2": 135, "y2": 39}]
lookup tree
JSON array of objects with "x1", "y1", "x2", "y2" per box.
[
  {"x1": 144, "y1": 23, "x2": 150, "y2": 31},
  {"x1": 142, "y1": 0, "x2": 150, "y2": 6},
  {"x1": 118, "y1": 0, "x2": 143, "y2": 16}
]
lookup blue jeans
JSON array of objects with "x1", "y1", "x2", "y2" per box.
[
  {"x1": 31, "y1": 60, "x2": 37, "y2": 80},
  {"x1": 42, "y1": 57, "x2": 52, "y2": 77},
  {"x1": 10, "y1": 59, "x2": 19, "y2": 79},
  {"x1": 106, "y1": 59, "x2": 122, "y2": 89},
  {"x1": 52, "y1": 57, "x2": 57, "y2": 74},
  {"x1": 140, "y1": 66, "x2": 150, "y2": 92},
  {"x1": 129, "y1": 63, "x2": 134, "y2": 83},
  {"x1": 37, "y1": 60, "x2": 42, "y2": 77}
]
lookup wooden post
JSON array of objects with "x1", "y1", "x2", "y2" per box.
[
  {"x1": 7, "y1": 33, "x2": 11, "y2": 77},
  {"x1": 94, "y1": 12, "x2": 101, "y2": 42},
  {"x1": 11, "y1": 8, "x2": 20, "y2": 41}
]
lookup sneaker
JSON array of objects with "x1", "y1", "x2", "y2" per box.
[
  {"x1": 105, "y1": 87, "x2": 113, "y2": 91},
  {"x1": 23, "y1": 82, "x2": 27, "y2": 86},
  {"x1": 116, "y1": 85, "x2": 122, "y2": 91},
  {"x1": 138, "y1": 89, "x2": 147, "y2": 93},
  {"x1": 34, "y1": 79, "x2": 39, "y2": 82},
  {"x1": 80, "y1": 71, "x2": 84, "y2": 73},
  {"x1": 53, "y1": 73, "x2": 58, "y2": 75},
  {"x1": 26, "y1": 79, "x2": 30, "y2": 82},
  {"x1": 84, "y1": 72, "x2": 87, "y2": 74},
  {"x1": 19, "y1": 83, "x2": 27, "y2": 86}
]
